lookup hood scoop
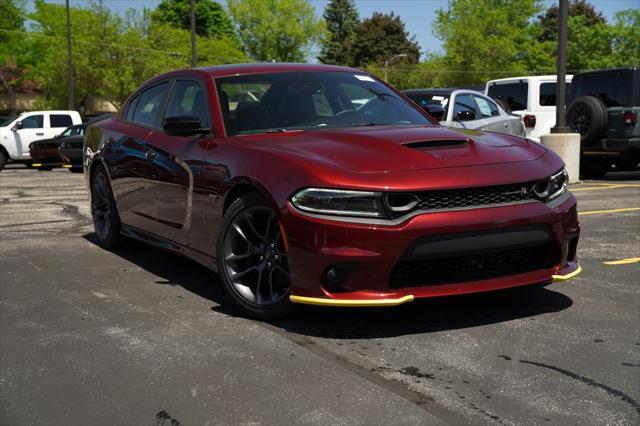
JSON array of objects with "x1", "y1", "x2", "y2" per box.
[{"x1": 403, "y1": 139, "x2": 469, "y2": 150}]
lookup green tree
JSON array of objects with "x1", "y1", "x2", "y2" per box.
[
  {"x1": 610, "y1": 10, "x2": 640, "y2": 66},
  {"x1": 151, "y1": 0, "x2": 237, "y2": 40},
  {"x1": 27, "y1": 0, "x2": 248, "y2": 110},
  {"x1": 538, "y1": 0, "x2": 605, "y2": 43},
  {"x1": 432, "y1": 0, "x2": 552, "y2": 86},
  {"x1": 565, "y1": 9, "x2": 640, "y2": 71},
  {"x1": 228, "y1": 0, "x2": 325, "y2": 62},
  {"x1": 0, "y1": 0, "x2": 32, "y2": 114},
  {"x1": 350, "y1": 12, "x2": 420, "y2": 67},
  {"x1": 318, "y1": 0, "x2": 359, "y2": 66}
]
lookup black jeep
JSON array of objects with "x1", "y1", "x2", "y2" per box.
[{"x1": 566, "y1": 67, "x2": 639, "y2": 178}]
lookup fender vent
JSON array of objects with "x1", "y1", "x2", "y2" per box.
[{"x1": 404, "y1": 139, "x2": 469, "y2": 150}]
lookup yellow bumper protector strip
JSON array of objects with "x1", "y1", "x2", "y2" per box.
[
  {"x1": 32, "y1": 163, "x2": 42, "y2": 167},
  {"x1": 290, "y1": 294, "x2": 414, "y2": 307},
  {"x1": 62, "y1": 164, "x2": 72, "y2": 168},
  {"x1": 552, "y1": 264, "x2": 582, "y2": 282}
]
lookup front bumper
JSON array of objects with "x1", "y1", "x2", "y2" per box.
[{"x1": 282, "y1": 193, "x2": 580, "y2": 306}]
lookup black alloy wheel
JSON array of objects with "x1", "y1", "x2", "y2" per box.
[
  {"x1": 217, "y1": 193, "x2": 294, "y2": 319},
  {"x1": 91, "y1": 164, "x2": 121, "y2": 249}
]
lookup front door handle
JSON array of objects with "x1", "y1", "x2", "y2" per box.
[
  {"x1": 145, "y1": 149, "x2": 157, "y2": 161},
  {"x1": 36, "y1": 132, "x2": 44, "y2": 136}
]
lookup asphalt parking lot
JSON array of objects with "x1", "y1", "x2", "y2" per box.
[{"x1": 1, "y1": 165, "x2": 639, "y2": 425}]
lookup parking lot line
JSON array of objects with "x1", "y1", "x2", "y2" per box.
[
  {"x1": 603, "y1": 257, "x2": 640, "y2": 265},
  {"x1": 578, "y1": 207, "x2": 640, "y2": 216},
  {"x1": 572, "y1": 184, "x2": 640, "y2": 192}
]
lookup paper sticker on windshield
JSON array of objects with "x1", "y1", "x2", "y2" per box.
[
  {"x1": 432, "y1": 96, "x2": 445, "y2": 101},
  {"x1": 354, "y1": 75, "x2": 375, "y2": 82}
]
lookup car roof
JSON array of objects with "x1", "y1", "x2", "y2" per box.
[
  {"x1": 486, "y1": 75, "x2": 573, "y2": 85},
  {"x1": 141, "y1": 63, "x2": 367, "y2": 88},
  {"x1": 572, "y1": 67, "x2": 639, "y2": 78}
]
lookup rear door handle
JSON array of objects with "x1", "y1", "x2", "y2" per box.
[{"x1": 36, "y1": 132, "x2": 44, "y2": 136}]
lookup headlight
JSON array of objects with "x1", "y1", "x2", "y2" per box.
[
  {"x1": 532, "y1": 168, "x2": 568, "y2": 203},
  {"x1": 291, "y1": 188, "x2": 387, "y2": 218}
]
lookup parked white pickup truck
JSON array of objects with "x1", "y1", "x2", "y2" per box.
[
  {"x1": 485, "y1": 75, "x2": 572, "y2": 142},
  {"x1": 0, "y1": 110, "x2": 82, "y2": 170}
]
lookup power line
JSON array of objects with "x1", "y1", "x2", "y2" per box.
[{"x1": 0, "y1": 28, "x2": 185, "y2": 57}]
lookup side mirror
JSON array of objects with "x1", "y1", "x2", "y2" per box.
[
  {"x1": 423, "y1": 105, "x2": 445, "y2": 121},
  {"x1": 11, "y1": 121, "x2": 22, "y2": 131},
  {"x1": 457, "y1": 110, "x2": 476, "y2": 121},
  {"x1": 162, "y1": 116, "x2": 206, "y2": 136}
]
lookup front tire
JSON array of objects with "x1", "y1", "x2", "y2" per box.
[
  {"x1": 91, "y1": 164, "x2": 121, "y2": 249},
  {"x1": 217, "y1": 192, "x2": 294, "y2": 320},
  {"x1": 0, "y1": 151, "x2": 5, "y2": 171}
]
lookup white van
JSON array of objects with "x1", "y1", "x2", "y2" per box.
[
  {"x1": 485, "y1": 75, "x2": 572, "y2": 142},
  {"x1": 0, "y1": 110, "x2": 82, "y2": 170}
]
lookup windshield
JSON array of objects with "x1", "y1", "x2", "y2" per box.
[
  {"x1": 215, "y1": 72, "x2": 434, "y2": 135},
  {"x1": 0, "y1": 116, "x2": 17, "y2": 127}
]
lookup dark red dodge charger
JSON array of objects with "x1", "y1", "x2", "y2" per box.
[{"x1": 84, "y1": 63, "x2": 581, "y2": 319}]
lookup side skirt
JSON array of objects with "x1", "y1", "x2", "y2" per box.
[{"x1": 120, "y1": 224, "x2": 217, "y2": 272}]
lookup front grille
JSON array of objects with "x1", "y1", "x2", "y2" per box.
[
  {"x1": 389, "y1": 243, "x2": 555, "y2": 288},
  {"x1": 413, "y1": 182, "x2": 536, "y2": 213},
  {"x1": 34, "y1": 142, "x2": 59, "y2": 150}
]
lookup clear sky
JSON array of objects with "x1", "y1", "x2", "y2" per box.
[{"x1": 25, "y1": 0, "x2": 640, "y2": 56}]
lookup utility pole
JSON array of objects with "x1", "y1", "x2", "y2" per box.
[
  {"x1": 384, "y1": 53, "x2": 408, "y2": 82},
  {"x1": 190, "y1": 0, "x2": 197, "y2": 68},
  {"x1": 65, "y1": 0, "x2": 74, "y2": 110},
  {"x1": 542, "y1": 0, "x2": 579, "y2": 184},
  {"x1": 551, "y1": 0, "x2": 569, "y2": 132}
]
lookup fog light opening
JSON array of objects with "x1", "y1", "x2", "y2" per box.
[{"x1": 322, "y1": 264, "x2": 359, "y2": 293}]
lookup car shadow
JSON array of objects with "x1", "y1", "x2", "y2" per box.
[
  {"x1": 600, "y1": 169, "x2": 640, "y2": 181},
  {"x1": 83, "y1": 233, "x2": 574, "y2": 339}
]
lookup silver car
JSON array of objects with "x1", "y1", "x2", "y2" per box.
[{"x1": 403, "y1": 88, "x2": 525, "y2": 137}]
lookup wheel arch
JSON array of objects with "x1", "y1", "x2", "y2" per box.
[
  {"x1": 0, "y1": 143, "x2": 10, "y2": 160},
  {"x1": 222, "y1": 178, "x2": 279, "y2": 215}
]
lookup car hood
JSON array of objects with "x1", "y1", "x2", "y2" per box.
[{"x1": 236, "y1": 125, "x2": 545, "y2": 174}]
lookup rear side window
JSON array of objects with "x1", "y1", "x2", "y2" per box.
[
  {"x1": 125, "y1": 96, "x2": 139, "y2": 122},
  {"x1": 164, "y1": 80, "x2": 210, "y2": 128},
  {"x1": 21, "y1": 115, "x2": 44, "y2": 129},
  {"x1": 132, "y1": 82, "x2": 170, "y2": 127},
  {"x1": 575, "y1": 73, "x2": 630, "y2": 107},
  {"x1": 487, "y1": 82, "x2": 528, "y2": 111},
  {"x1": 539, "y1": 83, "x2": 557, "y2": 106},
  {"x1": 50, "y1": 114, "x2": 73, "y2": 128}
]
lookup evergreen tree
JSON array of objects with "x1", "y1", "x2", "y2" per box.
[
  {"x1": 350, "y1": 12, "x2": 420, "y2": 67},
  {"x1": 318, "y1": 0, "x2": 359, "y2": 66}
]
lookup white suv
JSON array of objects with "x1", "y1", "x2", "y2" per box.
[
  {"x1": 485, "y1": 75, "x2": 572, "y2": 142},
  {"x1": 0, "y1": 110, "x2": 82, "y2": 170}
]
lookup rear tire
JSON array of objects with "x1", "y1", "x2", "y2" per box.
[
  {"x1": 580, "y1": 157, "x2": 611, "y2": 179},
  {"x1": 91, "y1": 164, "x2": 121, "y2": 249},
  {"x1": 567, "y1": 96, "x2": 607, "y2": 147},
  {"x1": 217, "y1": 192, "x2": 295, "y2": 320}
]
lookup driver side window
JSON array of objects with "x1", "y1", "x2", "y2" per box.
[{"x1": 21, "y1": 115, "x2": 44, "y2": 129}]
